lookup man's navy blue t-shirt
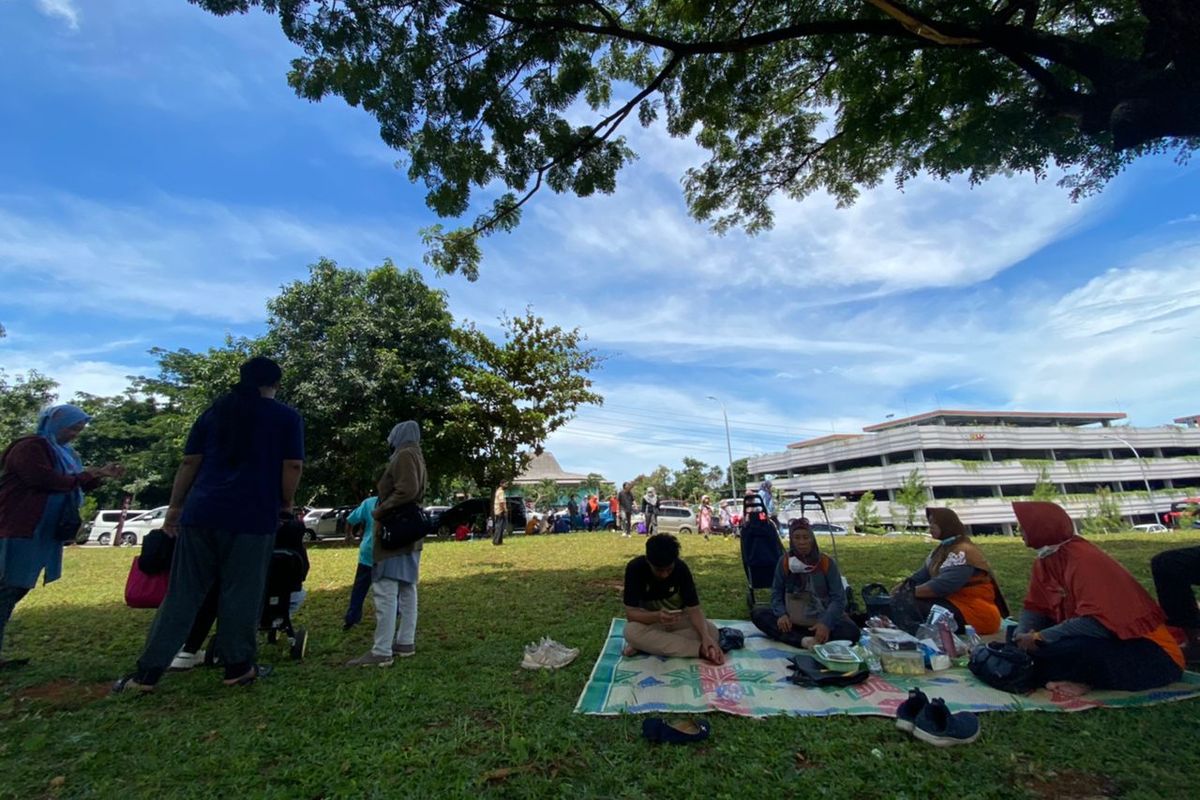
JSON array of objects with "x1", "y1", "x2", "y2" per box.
[{"x1": 180, "y1": 397, "x2": 305, "y2": 536}]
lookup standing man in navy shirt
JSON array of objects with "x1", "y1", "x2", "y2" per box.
[{"x1": 115, "y1": 357, "x2": 304, "y2": 692}]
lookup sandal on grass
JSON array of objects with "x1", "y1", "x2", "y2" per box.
[
  {"x1": 0, "y1": 658, "x2": 30, "y2": 670},
  {"x1": 223, "y1": 664, "x2": 273, "y2": 687},
  {"x1": 110, "y1": 675, "x2": 156, "y2": 695},
  {"x1": 641, "y1": 717, "x2": 711, "y2": 744}
]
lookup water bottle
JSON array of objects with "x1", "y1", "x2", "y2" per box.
[
  {"x1": 859, "y1": 631, "x2": 882, "y2": 673},
  {"x1": 963, "y1": 625, "x2": 983, "y2": 654}
]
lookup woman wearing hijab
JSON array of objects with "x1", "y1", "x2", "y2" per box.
[
  {"x1": 0, "y1": 405, "x2": 122, "y2": 668},
  {"x1": 894, "y1": 507, "x2": 1008, "y2": 635},
  {"x1": 1012, "y1": 501, "x2": 1184, "y2": 696},
  {"x1": 752, "y1": 518, "x2": 859, "y2": 648},
  {"x1": 698, "y1": 496, "x2": 713, "y2": 540},
  {"x1": 642, "y1": 487, "x2": 660, "y2": 535},
  {"x1": 347, "y1": 420, "x2": 426, "y2": 667}
]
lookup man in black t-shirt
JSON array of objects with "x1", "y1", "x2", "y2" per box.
[{"x1": 622, "y1": 534, "x2": 724, "y2": 664}]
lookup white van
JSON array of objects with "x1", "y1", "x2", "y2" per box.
[{"x1": 87, "y1": 509, "x2": 147, "y2": 545}]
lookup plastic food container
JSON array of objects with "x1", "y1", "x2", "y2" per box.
[{"x1": 881, "y1": 650, "x2": 926, "y2": 676}]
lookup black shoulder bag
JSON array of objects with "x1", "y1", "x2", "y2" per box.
[
  {"x1": 968, "y1": 627, "x2": 1039, "y2": 694},
  {"x1": 378, "y1": 502, "x2": 429, "y2": 550}
]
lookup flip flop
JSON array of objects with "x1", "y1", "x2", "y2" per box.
[
  {"x1": 641, "y1": 717, "x2": 711, "y2": 744},
  {"x1": 0, "y1": 658, "x2": 30, "y2": 670},
  {"x1": 223, "y1": 663, "x2": 273, "y2": 687}
]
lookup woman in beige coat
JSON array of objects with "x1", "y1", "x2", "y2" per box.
[{"x1": 346, "y1": 420, "x2": 426, "y2": 667}]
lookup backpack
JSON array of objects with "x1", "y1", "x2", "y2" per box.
[{"x1": 786, "y1": 654, "x2": 869, "y2": 688}]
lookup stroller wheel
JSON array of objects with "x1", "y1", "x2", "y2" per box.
[{"x1": 290, "y1": 628, "x2": 308, "y2": 660}]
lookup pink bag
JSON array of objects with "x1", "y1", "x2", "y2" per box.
[{"x1": 124, "y1": 556, "x2": 169, "y2": 609}]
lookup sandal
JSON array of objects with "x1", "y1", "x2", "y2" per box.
[
  {"x1": 0, "y1": 658, "x2": 30, "y2": 670},
  {"x1": 110, "y1": 675, "x2": 156, "y2": 695},
  {"x1": 223, "y1": 663, "x2": 273, "y2": 687},
  {"x1": 642, "y1": 717, "x2": 711, "y2": 744}
]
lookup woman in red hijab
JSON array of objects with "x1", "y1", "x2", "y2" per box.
[{"x1": 1012, "y1": 502, "x2": 1184, "y2": 697}]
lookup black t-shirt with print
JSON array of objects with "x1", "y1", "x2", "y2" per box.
[{"x1": 623, "y1": 556, "x2": 700, "y2": 610}]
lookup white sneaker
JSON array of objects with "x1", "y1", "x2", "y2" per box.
[
  {"x1": 520, "y1": 639, "x2": 578, "y2": 670},
  {"x1": 169, "y1": 650, "x2": 204, "y2": 671}
]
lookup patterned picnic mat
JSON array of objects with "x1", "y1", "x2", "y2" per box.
[{"x1": 573, "y1": 619, "x2": 1200, "y2": 717}]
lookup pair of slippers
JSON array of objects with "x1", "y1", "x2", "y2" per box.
[{"x1": 642, "y1": 717, "x2": 711, "y2": 744}]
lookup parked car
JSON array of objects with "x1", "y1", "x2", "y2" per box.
[
  {"x1": 302, "y1": 506, "x2": 356, "y2": 540},
  {"x1": 810, "y1": 522, "x2": 848, "y2": 536},
  {"x1": 86, "y1": 508, "x2": 148, "y2": 545},
  {"x1": 120, "y1": 506, "x2": 171, "y2": 544},
  {"x1": 654, "y1": 505, "x2": 697, "y2": 535},
  {"x1": 1132, "y1": 523, "x2": 1169, "y2": 533},
  {"x1": 434, "y1": 497, "x2": 527, "y2": 538},
  {"x1": 425, "y1": 505, "x2": 450, "y2": 529}
]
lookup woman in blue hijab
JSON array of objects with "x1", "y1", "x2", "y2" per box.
[{"x1": 0, "y1": 404, "x2": 123, "y2": 668}]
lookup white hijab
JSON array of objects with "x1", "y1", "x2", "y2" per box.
[{"x1": 387, "y1": 420, "x2": 421, "y2": 450}]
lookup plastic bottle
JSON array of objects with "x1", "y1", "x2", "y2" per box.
[
  {"x1": 858, "y1": 631, "x2": 882, "y2": 673},
  {"x1": 963, "y1": 625, "x2": 983, "y2": 654}
]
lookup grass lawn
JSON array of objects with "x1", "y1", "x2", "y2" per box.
[{"x1": 2, "y1": 531, "x2": 1199, "y2": 799}]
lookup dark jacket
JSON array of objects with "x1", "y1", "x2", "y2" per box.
[
  {"x1": 0, "y1": 437, "x2": 99, "y2": 539},
  {"x1": 618, "y1": 489, "x2": 635, "y2": 513}
]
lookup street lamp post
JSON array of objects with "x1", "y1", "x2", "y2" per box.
[
  {"x1": 1101, "y1": 433, "x2": 1159, "y2": 523},
  {"x1": 706, "y1": 396, "x2": 737, "y2": 505}
]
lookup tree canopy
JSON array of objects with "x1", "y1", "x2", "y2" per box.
[
  {"x1": 195, "y1": 0, "x2": 1197, "y2": 277},
  {"x1": 1, "y1": 259, "x2": 601, "y2": 507}
]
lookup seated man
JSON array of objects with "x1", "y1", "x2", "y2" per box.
[
  {"x1": 622, "y1": 534, "x2": 724, "y2": 665},
  {"x1": 1151, "y1": 545, "x2": 1200, "y2": 667},
  {"x1": 752, "y1": 518, "x2": 860, "y2": 649},
  {"x1": 895, "y1": 508, "x2": 1008, "y2": 634}
]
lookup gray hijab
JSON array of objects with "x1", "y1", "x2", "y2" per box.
[{"x1": 387, "y1": 420, "x2": 421, "y2": 450}]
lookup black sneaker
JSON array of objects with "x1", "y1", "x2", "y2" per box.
[
  {"x1": 912, "y1": 698, "x2": 980, "y2": 747},
  {"x1": 895, "y1": 688, "x2": 928, "y2": 733}
]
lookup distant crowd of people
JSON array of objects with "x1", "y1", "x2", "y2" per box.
[{"x1": 1, "y1": 357, "x2": 1198, "y2": 696}]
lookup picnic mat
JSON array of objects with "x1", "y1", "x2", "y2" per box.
[{"x1": 574, "y1": 619, "x2": 1200, "y2": 717}]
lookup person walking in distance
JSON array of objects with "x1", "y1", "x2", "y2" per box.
[
  {"x1": 492, "y1": 482, "x2": 508, "y2": 546},
  {"x1": 618, "y1": 482, "x2": 635, "y2": 537},
  {"x1": 642, "y1": 487, "x2": 660, "y2": 535}
]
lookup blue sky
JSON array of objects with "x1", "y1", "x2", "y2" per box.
[{"x1": 3, "y1": 0, "x2": 1199, "y2": 487}]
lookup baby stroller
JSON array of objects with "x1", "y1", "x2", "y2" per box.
[
  {"x1": 263, "y1": 517, "x2": 310, "y2": 660},
  {"x1": 739, "y1": 492, "x2": 783, "y2": 612}
]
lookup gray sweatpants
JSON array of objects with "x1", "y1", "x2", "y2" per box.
[{"x1": 134, "y1": 526, "x2": 273, "y2": 683}]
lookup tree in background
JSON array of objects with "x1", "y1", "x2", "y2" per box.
[
  {"x1": 0, "y1": 369, "x2": 58, "y2": 449},
  {"x1": 265, "y1": 259, "x2": 462, "y2": 502},
  {"x1": 1031, "y1": 466, "x2": 1060, "y2": 501},
  {"x1": 1082, "y1": 487, "x2": 1126, "y2": 535},
  {"x1": 671, "y1": 457, "x2": 723, "y2": 502},
  {"x1": 852, "y1": 491, "x2": 885, "y2": 535},
  {"x1": 529, "y1": 478, "x2": 563, "y2": 510},
  {"x1": 443, "y1": 309, "x2": 602, "y2": 490},
  {"x1": 893, "y1": 469, "x2": 928, "y2": 531},
  {"x1": 72, "y1": 393, "x2": 179, "y2": 509},
  {"x1": 730, "y1": 458, "x2": 750, "y2": 498},
  {"x1": 196, "y1": 0, "x2": 1200, "y2": 278}
]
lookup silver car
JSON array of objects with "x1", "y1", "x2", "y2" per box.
[{"x1": 652, "y1": 505, "x2": 697, "y2": 535}]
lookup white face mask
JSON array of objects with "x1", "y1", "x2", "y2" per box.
[{"x1": 788, "y1": 556, "x2": 816, "y2": 574}]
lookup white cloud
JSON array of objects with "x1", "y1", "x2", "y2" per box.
[
  {"x1": 35, "y1": 0, "x2": 79, "y2": 30},
  {"x1": 0, "y1": 191, "x2": 424, "y2": 323}
]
